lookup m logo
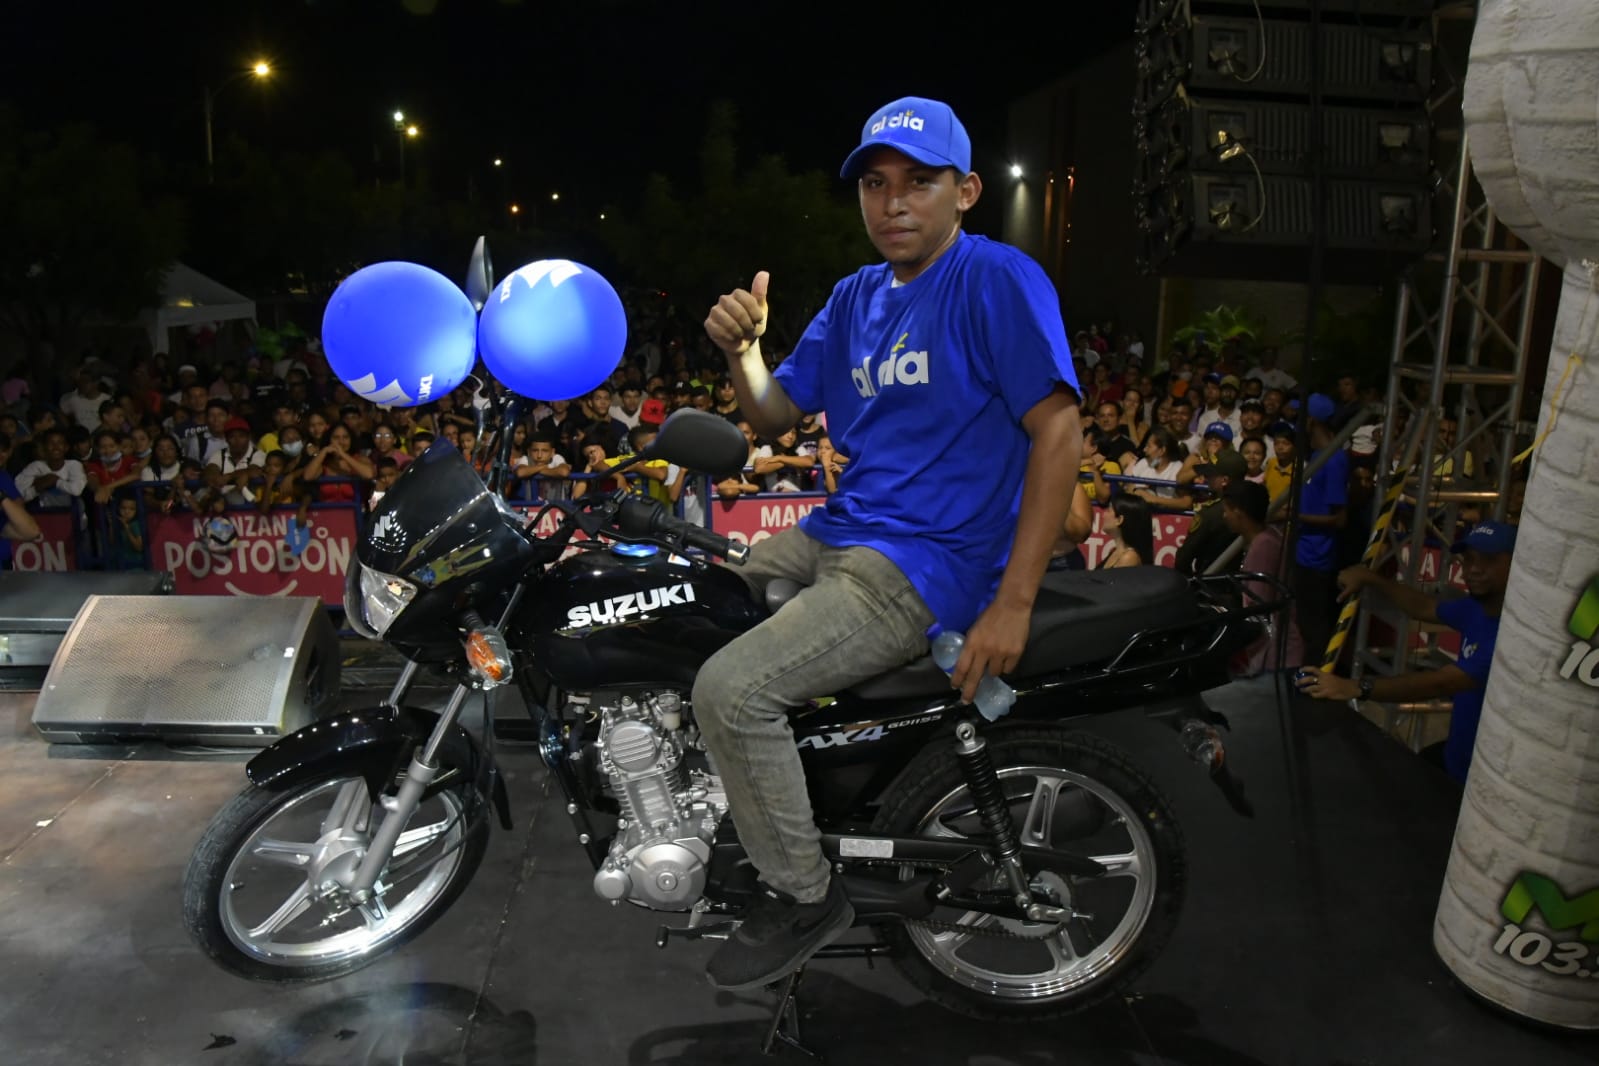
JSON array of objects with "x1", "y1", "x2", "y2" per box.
[
  {"x1": 1501, "y1": 872, "x2": 1599, "y2": 942},
  {"x1": 851, "y1": 333, "x2": 929, "y2": 398}
]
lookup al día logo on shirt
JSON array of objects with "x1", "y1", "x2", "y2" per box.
[{"x1": 852, "y1": 332, "x2": 929, "y2": 398}]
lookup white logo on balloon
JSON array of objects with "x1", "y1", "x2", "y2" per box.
[
  {"x1": 499, "y1": 259, "x2": 583, "y2": 302},
  {"x1": 348, "y1": 373, "x2": 415, "y2": 407}
]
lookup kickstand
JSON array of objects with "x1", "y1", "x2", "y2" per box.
[{"x1": 761, "y1": 966, "x2": 823, "y2": 1061}]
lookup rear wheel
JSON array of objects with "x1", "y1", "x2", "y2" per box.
[
  {"x1": 873, "y1": 728, "x2": 1185, "y2": 1020},
  {"x1": 182, "y1": 772, "x2": 488, "y2": 982}
]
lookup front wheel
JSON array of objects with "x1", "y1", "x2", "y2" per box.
[
  {"x1": 873, "y1": 728, "x2": 1185, "y2": 1020},
  {"x1": 182, "y1": 771, "x2": 488, "y2": 982}
]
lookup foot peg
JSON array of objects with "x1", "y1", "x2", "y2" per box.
[{"x1": 655, "y1": 921, "x2": 734, "y2": 948}]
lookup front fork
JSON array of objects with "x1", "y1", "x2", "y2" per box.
[
  {"x1": 345, "y1": 588, "x2": 524, "y2": 907},
  {"x1": 346, "y1": 663, "x2": 473, "y2": 907}
]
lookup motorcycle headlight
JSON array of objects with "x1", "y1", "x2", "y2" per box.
[{"x1": 359, "y1": 566, "x2": 418, "y2": 635}]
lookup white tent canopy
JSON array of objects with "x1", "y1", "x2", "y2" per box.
[{"x1": 141, "y1": 262, "x2": 257, "y2": 355}]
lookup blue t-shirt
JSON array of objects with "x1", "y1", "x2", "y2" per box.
[
  {"x1": 773, "y1": 233, "x2": 1077, "y2": 633},
  {"x1": 0, "y1": 471, "x2": 18, "y2": 567},
  {"x1": 1436, "y1": 595, "x2": 1500, "y2": 783},
  {"x1": 1295, "y1": 446, "x2": 1349, "y2": 573}
]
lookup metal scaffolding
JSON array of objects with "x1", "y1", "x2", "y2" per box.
[{"x1": 1352, "y1": 125, "x2": 1542, "y2": 747}]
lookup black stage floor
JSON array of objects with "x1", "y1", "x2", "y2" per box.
[{"x1": 0, "y1": 669, "x2": 1594, "y2": 1066}]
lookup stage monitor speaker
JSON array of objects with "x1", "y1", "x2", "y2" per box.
[{"x1": 31, "y1": 596, "x2": 341, "y2": 747}]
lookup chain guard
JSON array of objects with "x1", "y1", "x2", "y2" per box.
[{"x1": 871, "y1": 857, "x2": 1073, "y2": 942}]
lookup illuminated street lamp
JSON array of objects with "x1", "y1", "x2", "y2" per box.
[
  {"x1": 393, "y1": 110, "x2": 421, "y2": 186},
  {"x1": 204, "y1": 59, "x2": 272, "y2": 184}
]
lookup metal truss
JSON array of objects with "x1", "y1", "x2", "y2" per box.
[{"x1": 1350, "y1": 7, "x2": 1543, "y2": 746}]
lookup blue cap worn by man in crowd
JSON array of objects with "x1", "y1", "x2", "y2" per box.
[
  {"x1": 1306, "y1": 393, "x2": 1336, "y2": 423},
  {"x1": 1203, "y1": 421, "x2": 1234, "y2": 443},
  {"x1": 1452, "y1": 520, "x2": 1517, "y2": 555},
  {"x1": 839, "y1": 96, "x2": 972, "y2": 179}
]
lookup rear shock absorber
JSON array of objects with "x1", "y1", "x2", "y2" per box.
[{"x1": 952, "y1": 719, "x2": 1035, "y2": 914}]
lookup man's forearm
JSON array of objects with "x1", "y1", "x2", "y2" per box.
[
  {"x1": 2, "y1": 497, "x2": 41, "y2": 542},
  {"x1": 1369, "y1": 667, "x2": 1473, "y2": 703},
  {"x1": 725, "y1": 340, "x2": 802, "y2": 440},
  {"x1": 1363, "y1": 573, "x2": 1439, "y2": 622},
  {"x1": 996, "y1": 409, "x2": 1083, "y2": 609}
]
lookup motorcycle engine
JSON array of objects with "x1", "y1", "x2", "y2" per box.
[{"x1": 589, "y1": 692, "x2": 725, "y2": 910}]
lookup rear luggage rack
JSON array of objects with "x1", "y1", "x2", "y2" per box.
[{"x1": 1017, "y1": 571, "x2": 1292, "y2": 697}]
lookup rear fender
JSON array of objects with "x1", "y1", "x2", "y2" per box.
[{"x1": 245, "y1": 705, "x2": 513, "y2": 830}]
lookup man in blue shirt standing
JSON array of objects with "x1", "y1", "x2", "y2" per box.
[
  {"x1": 697, "y1": 96, "x2": 1081, "y2": 990},
  {"x1": 0, "y1": 433, "x2": 43, "y2": 569},
  {"x1": 1293, "y1": 393, "x2": 1349, "y2": 663},
  {"x1": 1297, "y1": 521, "x2": 1516, "y2": 783}
]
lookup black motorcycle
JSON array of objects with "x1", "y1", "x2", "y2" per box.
[{"x1": 182, "y1": 407, "x2": 1279, "y2": 1033}]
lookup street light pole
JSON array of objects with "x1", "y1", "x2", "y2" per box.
[
  {"x1": 204, "y1": 60, "x2": 271, "y2": 185},
  {"x1": 203, "y1": 86, "x2": 215, "y2": 183},
  {"x1": 392, "y1": 112, "x2": 419, "y2": 187}
]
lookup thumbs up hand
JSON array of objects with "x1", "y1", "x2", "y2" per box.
[{"x1": 705, "y1": 271, "x2": 770, "y2": 357}]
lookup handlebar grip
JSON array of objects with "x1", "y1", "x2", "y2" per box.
[
  {"x1": 616, "y1": 494, "x2": 748, "y2": 563},
  {"x1": 679, "y1": 521, "x2": 749, "y2": 564}
]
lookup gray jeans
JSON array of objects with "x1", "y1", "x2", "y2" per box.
[{"x1": 692, "y1": 527, "x2": 936, "y2": 903}]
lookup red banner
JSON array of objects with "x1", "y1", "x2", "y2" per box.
[
  {"x1": 706, "y1": 494, "x2": 1194, "y2": 566},
  {"x1": 1083, "y1": 507, "x2": 1194, "y2": 569},
  {"x1": 147, "y1": 507, "x2": 359, "y2": 600},
  {"x1": 9, "y1": 510, "x2": 77, "y2": 572}
]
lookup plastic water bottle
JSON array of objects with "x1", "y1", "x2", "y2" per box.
[{"x1": 930, "y1": 631, "x2": 1017, "y2": 722}]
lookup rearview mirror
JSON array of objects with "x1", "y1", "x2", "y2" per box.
[
  {"x1": 465, "y1": 235, "x2": 494, "y2": 312},
  {"x1": 644, "y1": 409, "x2": 748, "y2": 478}
]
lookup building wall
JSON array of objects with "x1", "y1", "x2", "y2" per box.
[
  {"x1": 1004, "y1": 41, "x2": 1161, "y2": 344},
  {"x1": 1001, "y1": 39, "x2": 1380, "y2": 378}
]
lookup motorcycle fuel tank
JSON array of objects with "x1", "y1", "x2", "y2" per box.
[{"x1": 526, "y1": 543, "x2": 766, "y2": 689}]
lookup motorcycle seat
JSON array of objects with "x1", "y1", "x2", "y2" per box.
[{"x1": 847, "y1": 567, "x2": 1198, "y2": 701}]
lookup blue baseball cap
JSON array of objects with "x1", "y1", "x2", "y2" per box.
[
  {"x1": 1451, "y1": 521, "x2": 1518, "y2": 555},
  {"x1": 1203, "y1": 420, "x2": 1234, "y2": 442},
  {"x1": 840, "y1": 97, "x2": 972, "y2": 179},
  {"x1": 1307, "y1": 392, "x2": 1336, "y2": 423}
]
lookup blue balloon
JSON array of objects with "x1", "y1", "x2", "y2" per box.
[
  {"x1": 477, "y1": 259, "x2": 627, "y2": 401},
  {"x1": 321, "y1": 261, "x2": 478, "y2": 408}
]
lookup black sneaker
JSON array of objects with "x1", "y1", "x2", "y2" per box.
[{"x1": 706, "y1": 878, "x2": 855, "y2": 991}]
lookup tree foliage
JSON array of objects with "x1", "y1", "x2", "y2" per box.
[
  {"x1": 0, "y1": 109, "x2": 185, "y2": 353},
  {"x1": 600, "y1": 101, "x2": 869, "y2": 345}
]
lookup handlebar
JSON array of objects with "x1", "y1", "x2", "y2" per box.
[{"x1": 615, "y1": 495, "x2": 749, "y2": 564}]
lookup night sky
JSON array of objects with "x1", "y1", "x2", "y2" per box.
[{"x1": 3, "y1": 1, "x2": 1130, "y2": 213}]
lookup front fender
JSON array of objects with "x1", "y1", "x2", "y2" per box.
[{"x1": 246, "y1": 705, "x2": 513, "y2": 830}]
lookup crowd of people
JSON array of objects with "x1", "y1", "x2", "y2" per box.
[
  {"x1": 0, "y1": 317, "x2": 855, "y2": 568},
  {"x1": 0, "y1": 308, "x2": 1521, "y2": 784},
  {"x1": 0, "y1": 314, "x2": 1509, "y2": 600}
]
